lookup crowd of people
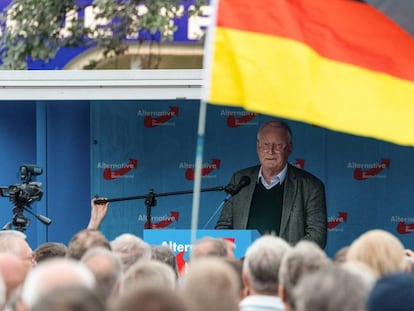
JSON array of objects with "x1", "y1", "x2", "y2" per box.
[{"x1": 0, "y1": 199, "x2": 414, "y2": 311}]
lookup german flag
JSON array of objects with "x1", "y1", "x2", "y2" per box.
[{"x1": 204, "y1": 0, "x2": 414, "y2": 146}]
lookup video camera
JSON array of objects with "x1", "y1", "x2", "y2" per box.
[
  {"x1": 0, "y1": 164, "x2": 43, "y2": 206},
  {"x1": 0, "y1": 164, "x2": 50, "y2": 232}
]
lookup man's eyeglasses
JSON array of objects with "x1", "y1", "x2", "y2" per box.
[{"x1": 257, "y1": 142, "x2": 288, "y2": 152}]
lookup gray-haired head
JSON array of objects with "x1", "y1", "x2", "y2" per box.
[
  {"x1": 31, "y1": 285, "x2": 106, "y2": 311},
  {"x1": 0, "y1": 230, "x2": 34, "y2": 272},
  {"x1": 21, "y1": 258, "x2": 96, "y2": 309},
  {"x1": 151, "y1": 245, "x2": 178, "y2": 278},
  {"x1": 257, "y1": 119, "x2": 293, "y2": 145},
  {"x1": 81, "y1": 246, "x2": 123, "y2": 300},
  {"x1": 278, "y1": 240, "x2": 330, "y2": 308},
  {"x1": 121, "y1": 260, "x2": 177, "y2": 292},
  {"x1": 293, "y1": 264, "x2": 367, "y2": 311},
  {"x1": 0, "y1": 230, "x2": 28, "y2": 255},
  {"x1": 110, "y1": 233, "x2": 151, "y2": 272},
  {"x1": 243, "y1": 234, "x2": 291, "y2": 294}
]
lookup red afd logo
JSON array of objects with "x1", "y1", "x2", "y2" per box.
[
  {"x1": 144, "y1": 106, "x2": 179, "y2": 128},
  {"x1": 294, "y1": 158, "x2": 305, "y2": 169},
  {"x1": 227, "y1": 113, "x2": 257, "y2": 127},
  {"x1": 176, "y1": 251, "x2": 187, "y2": 276},
  {"x1": 397, "y1": 222, "x2": 414, "y2": 234},
  {"x1": 328, "y1": 212, "x2": 348, "y2": 230},
  {"x1": 353, "y1": 158, "x2": 390, "y2": 180},
  {"x1": 185, "y1": 159, "x2": 221, "y2": 180},
  {"x1": 144, "y1": 211, "x2": 179, "y2": 229},
  {"x1": 103, "y1": 159, "x2": 138, "y2": 180}
]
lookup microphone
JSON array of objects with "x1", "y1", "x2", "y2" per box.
[{"x1": 224, "y1": 176, "x2": 251, "y2": 201}]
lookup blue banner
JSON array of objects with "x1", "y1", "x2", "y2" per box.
[{"x1": 90, "y1": 100, "x2": 414, "y2": 257}]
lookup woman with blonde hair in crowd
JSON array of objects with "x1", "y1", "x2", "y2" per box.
[{"x1": 346, "y1": 229, "x2": 406, "y2": 279}]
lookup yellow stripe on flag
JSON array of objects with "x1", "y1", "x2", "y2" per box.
[{"x1": 208, "y1": 28, "x2": 414, "y2": 146}]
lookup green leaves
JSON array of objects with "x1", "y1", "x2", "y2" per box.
[{"x1": 0, "y1": 0, "x2": 207, "y2": 69}]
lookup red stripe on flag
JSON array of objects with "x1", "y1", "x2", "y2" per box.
[{"x1": 216, "y1": 0, "x2": 414, "y2": 81}]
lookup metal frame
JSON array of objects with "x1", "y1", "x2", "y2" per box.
[{"x1": 0, "y1": 69, "x2": 203, "y2": 100}]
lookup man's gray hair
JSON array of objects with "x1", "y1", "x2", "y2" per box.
[
  {"x1": 121, "y1": 260, "x2": 177, "y2": 291},
  {"x1": 151, "y1": 245, "x2": 178, "y2": 278},
  {"x1": 110, "y1": 233, "x2": 151, "y2": 272},
  {"x1": 21, "y1": 258, "x2": 96, "y2": 309},
  {"x1": 0, "y1": 230, "x2": 27, "y2": 254},
  {"x1": 279, "y1": 240, "x2": 330, "y2": 307},
  {"x1": 243, "y1": 234, "x2": 291, "y2": 293},
  {"x1": 257, "y1": 119, "x2": 292, "y2": 144},
  {"x1": 81, "y1": 246, "x2": 123, "y2": 299},
  {"x1": 293, "y1": 264, "x2": 368, "y2": 311}
]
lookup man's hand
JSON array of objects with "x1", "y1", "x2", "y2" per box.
[{"x1": 87, "y1": 197, "x2": 109, "y2": 230}]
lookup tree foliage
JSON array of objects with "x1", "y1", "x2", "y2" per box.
[{"x1": 0, "y1": 0, "x2": 206, "y2": 69}]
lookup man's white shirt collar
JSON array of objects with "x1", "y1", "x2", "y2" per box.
[{"x1": 258, "y1": 164, "x2": 288, "y2": 190}]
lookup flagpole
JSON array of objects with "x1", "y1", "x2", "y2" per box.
[
  {"x1": 190, "y1": 99, "x2": 208, "y2": 244},
  {"x1": 191, "y1": 0, "x2": 219, "y2": 244}
]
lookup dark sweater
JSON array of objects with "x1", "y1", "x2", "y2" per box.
[{"x1": 246, "y1": 181, "x2": 284, "y2": 235}]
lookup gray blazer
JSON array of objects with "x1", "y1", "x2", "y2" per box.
[{"x1": 215, "y1": 164, "x2": 327, "y2": 249}]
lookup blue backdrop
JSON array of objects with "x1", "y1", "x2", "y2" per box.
[{"x1": 1, "y1": 100, "x2": 414, "y2": 258}]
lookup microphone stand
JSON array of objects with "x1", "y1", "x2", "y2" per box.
[{"x1": 98, "y1": 185, "x2": 227, "y2": 229}]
